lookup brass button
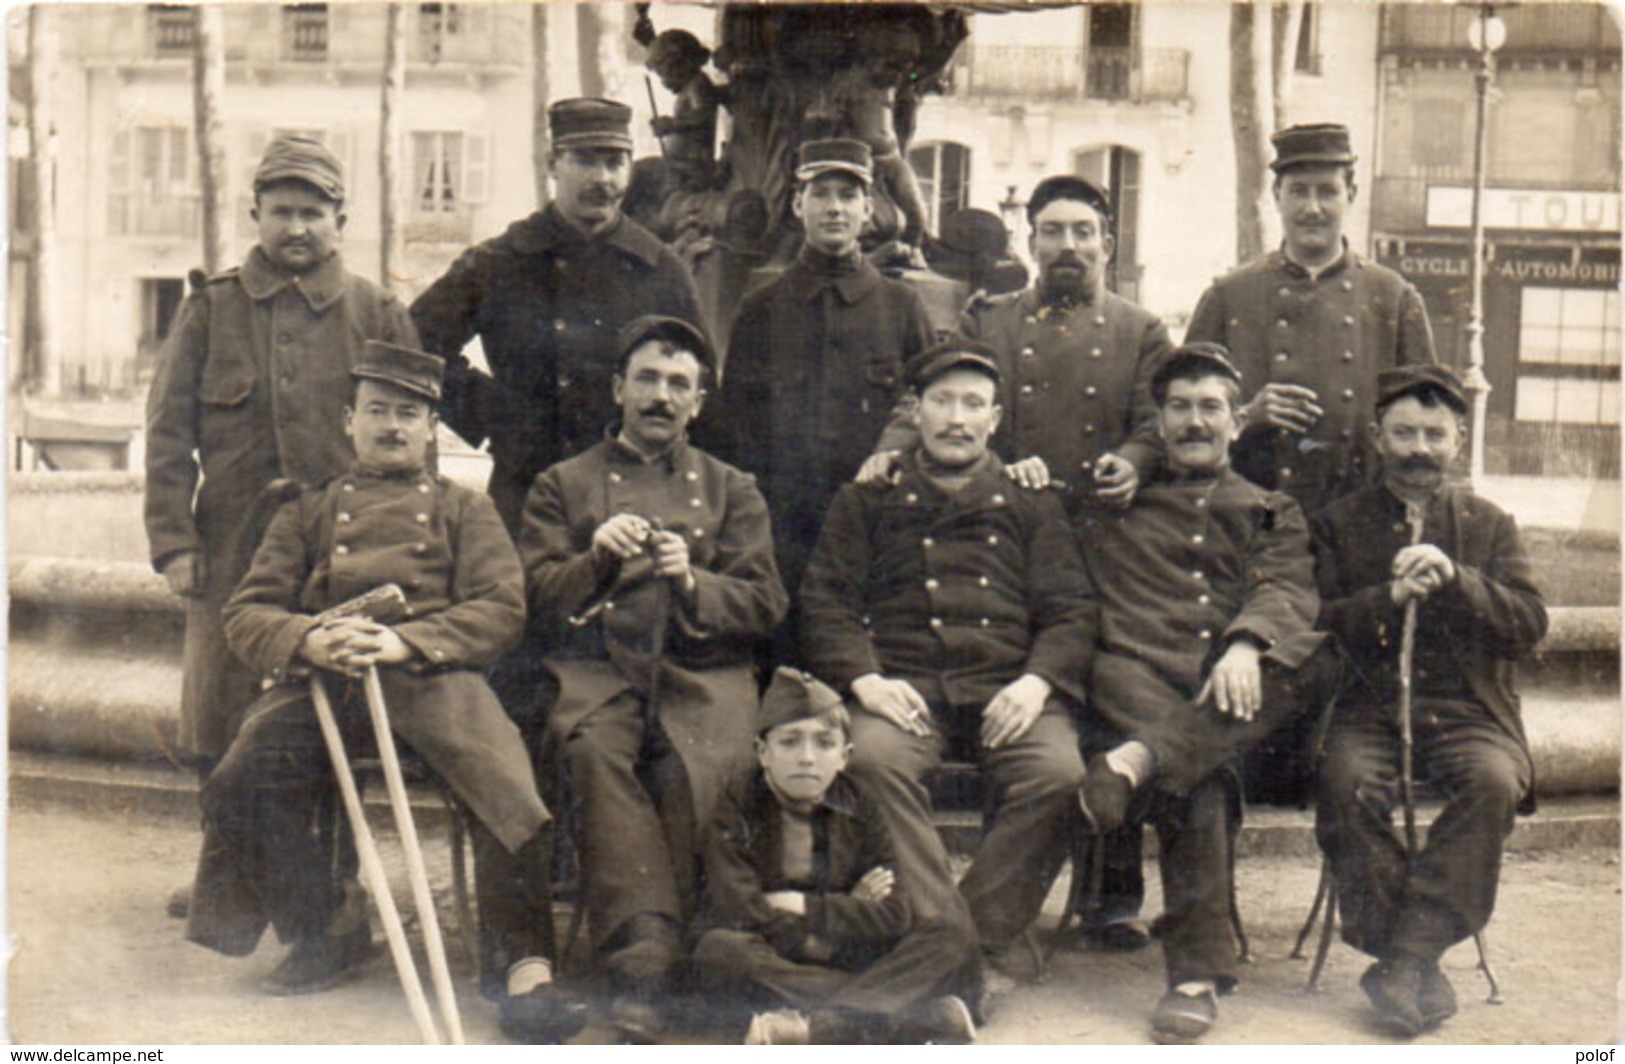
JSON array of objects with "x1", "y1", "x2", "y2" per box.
[
  {"x1": 925, "y1": 578, "x2": 940, "y2": 590},
  {"x1": 1342, "y1": 388, "x2": 1355, "y2": 400},
  {"x1": 418, "y1": 482, "x2": 431, "y2": 494},
  {"x1": 693, "y1": 528, "x2": 706, "y2": 539},
  {"x1": 906, "y1": 493, "x2": 919, "y2": 504},
  {"x1": 922, "y1": 537, "x2": 935, "y2": 549},
  {"x1": 337, "y1": 512, "x2": 351, "y2": 523},
  {"x1": 987, "y1": 534, "x2": 999, "y2": 546},
  {"x1": 416, "y1": 513, "x2": 429, "y2": 524},
  {"x1": 1198, "y1": 594, "x2": 1211, "y2": 605},
  {"x1": 342, "y1": 482, "x2": 355, "y2": 492},
  {"x1": 1200, "y1": 629, "x2": 1213, "y2": 640},
  {"x1": 1085, "y1": 386, "x2": 1097, "y2": 397},
  {"x1": 980, "y1": 617, "x2": 991, "y2": 627},
  {"x1": 685, "y1": 471, "x2": 699, "y2": 482},
  {"x1": 1020, "y1": 384, "x2": 1035, "y2": 396},
  {"x1": 1090, "y1": 347, "x2": 1103, "y2": 359},
  {"x1": 930, "y1": 617, "x2": 943, "y2": 629},
  {"x1": 1276, "y1": 318, "x2": 1289, "y2": 329},
  {"x1": 415, "y1": 542, "x2": 429, "y2": 554},
  {"x1": 1343, "y1": 315, "x2": 1355, "y2": 326},
  {"x1": 1281, "y1": 467, "x2": 1296, "y2": 480},
  {"x1": 991, "y1": 493, "x2": 1006, "y2": 506},
  {"x1": 1278, "y1": 286, "x2": 1291, "y2": 297},
  {"x1": 1341, "y1": 280, "x2": 1354, "y2": 291},
  {"x1": 1342, "y1": 351, "x2": 1355, "y2": 362},
  {"x1": 1195, "y1": 497, "x2": 1207, "y2": 509},
  {"x1": 609, "y1": 472, "x2": 622, "y2": 484},
  {"x1": 335, "y1": 545, "x2": 350, "y2": 556},
  {"x1": 1093, "y1": 314, "x2": 1106, "y2": 326},
  {"x1": 978, "y1": 576, "x2": 990, "y2": 588},
  {"x1": 690, "y1": 497, "x2": 703, "y2": 508},
  {"x1": 1275, "y1": 352, "x2": 1290, "y2": 363},
  {"x1": 1084, "y1": 423, "x2": 1096, "y2": 433},
  {"x1": 1020, "y1": 346, "x2": 1035, "y2": 358},
  {"x1": 1193, "y1": 533, "x2": 1205, "y2": 545},
  {"x1": 1192, "y1": 570, "x2": 1205, "y2": 581}
]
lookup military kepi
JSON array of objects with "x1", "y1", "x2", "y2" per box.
[
  {"x1": 757, "y1": 667, "x2": 846, "y2": 735},
  {"x1": 1270, "y1": 122, "x2": 1357, "y2": 173},
  {"x1": 796, "y1": 138, "x2": 874, "y2": 185},
  {"x1": 254, "y1": 134, "x2": 345, "y2": 201},
  {"x1": 550, "y1": 97, "x2": 634, "y2": 152},
  {"x1": 352, "y1": 341, "x2": 445, "y2": 403},
  {"x1": 906, "y1": 335, "x2": 1002, "y2": 391},
  {"x1": 1151, "y1": 342, "x2": 1243, "y2": 403},
  {"x1": 1376, "y1": 364, "x2": 1468, "y2": 415},
  {"x1": 619, "y1": 314, "x2": 715, "y2": 370},
  {"x1": 1026, "y1": 174, "x2": 1113, "y2": 227}
]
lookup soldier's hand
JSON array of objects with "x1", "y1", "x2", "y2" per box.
[
  {"x1": 1004, "y1": 455, "x2": 1051, "y2": 490},
  {"x1": 332, "y1": 621, "x2": 416, "y2": 671},
  {"x1": 852, "y1": 866, "x2": 895, "y2": 903},
  {"x1": 764, "y1": 890, "x2": 806, "y2": 915},
  {"x1": 299, "y1": 623, "x2": 356, "y2": 674},
  {"x1": 855, "y1": 450, "x2": 903, "y2": 486},
  {"x1": 851, "y1": 674, "x2": 933, "y2": 737},
  {"x1": 1392, "y1": 544, "x2": 1456, "y2": 593},
  {"x1": 1197, "y1": 641, "x2": 1262, "y2": 722},
  {"x1": 592, "y1": 513, "x2": 653, "y2": 562},
  {"x1": 161, "y1": 552, "x2": 202, "y2": 599},
  {"x1": 1244, "y1": 382, "x2": 1323, "y2": 434},
  {"x1": 1092, "y1": 453, "x2": 1139, "y2": 508},
  {"x1": 648, "y1": 530, "x2": 696, "y2": 593},
  {"x1": 981, "y1": 673, "x2": 1051, "y2": 750}
]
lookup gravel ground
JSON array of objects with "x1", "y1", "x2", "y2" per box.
[{"x1": 6, "y1": 800, "x2": 1619, "y2": 1045}]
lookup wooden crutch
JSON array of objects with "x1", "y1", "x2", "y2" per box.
[{"x1": 1398, "y1": 503, "x2": 1425, "y2": 857}]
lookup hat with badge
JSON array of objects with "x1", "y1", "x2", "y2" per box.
[
  {"x1": 1025, "y1": 174, "x2": 1114, "y2": 229},
  {"x1": 351, "y1": 341, "x2": 445, "y2": 403},
  {"x1": 1151, "y1": 342, "x2": 1244, "y2": 404},
  {"x1": 757, "y1": 667, "x2": 846, "y2": 735},
  {"x1": 254, "y1": 134, "x2": 345, "y2": 202},
  {"x1": 1376, "y1": 364, "x2": 1468, "y2": 416},
  {"x1": 1270, "y1": 122, "x2": 1358, "y2": 173},
  {"x1": 906, "y1": 335, "x2": 1003, "y2": 392},
  {"x1": 550, "y1": 97, "x2": 634, "y2": 152},
  {"x1": 795, "y1": 138, "x2": 874, "y2": 186},
  {"x1": 618, "y1": 314, "x2": 715, "y2": 370}
]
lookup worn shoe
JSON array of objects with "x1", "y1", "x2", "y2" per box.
[
  {"x1": 1150, "y1": 986, "x2": 1218, "y2": 1044},
  {"x1": 1419, "y1": 964, "x2": 1458, "y2": 1030},
  {"x1": 1087, "y1": 917, "x2": 1152, "y2": 952},
  {"x1": 898, "y1": 995, "x2": 977, "y2": 1044},
  {"x1": 610, "y1": 995, "x2": 667, "y2": 1044},
  {"x1": 499, "y1": 983, "x2": 589, "y2": 1044},
  {"x1": 743, "y1": 1008, "x2": 810, "y2": 1045},
  {"x1": 261, "y1": 925, "x2": 374, "y2": 996},
  {"x1": 1361, "y1": 957, "x2": 1427, "y2": 1037},
  {"x1": 1079, "y1": 755, "x2": 1134, "y2": 834},
  {"x1": 166, "y1": 883, "x2": 191, "y2": 920}
]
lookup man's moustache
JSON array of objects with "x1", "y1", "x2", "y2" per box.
[
  {"x1": 1398, "y1": 455, "x2": 1442, "y2": 473},
  {"x1": 641, "y1": 404, "x2": 676, "y2": 419},
  {"x1": 1176, "y1": 431, "x2": 1214, "y2": 444}
]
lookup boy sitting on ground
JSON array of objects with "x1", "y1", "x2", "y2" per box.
[{"x1": 692, "y1": 667, "x2": 980, "y2": 1044}]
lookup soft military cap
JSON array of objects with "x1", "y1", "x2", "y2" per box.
[
  {"x1": 796, "y1": 138, "x2": 873, "y2": 186},
  {"x1": 352, "y1": 341, "x2": 445, "y2": 403},
  {"x1": 618, "y1": 314, "x2": 715, "y2": 370},
  {"x1": 758, "y1": 667, "x2": 846, "y2": 735},
  {"x1": 907, "y1": 335, "x2": 1002, "y2": 392},
  {"x1": 1376, "y1": 364, "x2": 1468, "y2": 415},
  {"x1": 254, "y1": 134, "x2": 345, "y2": 201},
  {"x1": 550, "y1": 97, "x2": 634, "y2": 152},
  {"x1": 1270, "y1": 122, "x2": 1358, "y2": 173},
  {"x1": 1026, "y1": 174, "x2": 1113, "y2": 229},
  {"x1": 1151, "y1": 342, "x2": 1244, "y2": 404}
]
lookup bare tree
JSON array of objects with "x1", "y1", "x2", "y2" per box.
[
  {"x1": 1271, "y1": 2, "x2": 1304, "y2": 131},
  {"x1": 380, "y1": 3, "x2": 406, "y2": 294},
  {"x1": 192, "y1": 5, "x2": 229, "y2": 275},
  {"x1": 24, "y1": 5, "x2": 57, "y2": 395},
  {"x1": 1229, "y1": 0, "x2": 1275, "y2": 263},
  {"x1": 532, "y1": 4, "x2": 551, "y2": 208},
  {"x1": 575, "y1": 3, "x2": 625, "y2": 102}
]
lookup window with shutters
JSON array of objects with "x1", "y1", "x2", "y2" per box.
[
  {"x1": 147, "y1": 5, "x2": 196, "y2": 58},
  {"x1": 283, "y1": 4, "x2": 328, "y2": 61},
  {"x1": 406, "y1": 131, "x2": 489, "y2": 243},
  {"x1": 109, "y1": 126, "x2": 198, "y2": 237},
  {"x1": 906, "y1": 141, "x2": 971, "y2": 235}
]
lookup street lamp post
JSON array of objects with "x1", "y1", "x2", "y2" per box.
[{"x1": 1464, "y1": 4, "x2": 1506, "y2": 482}]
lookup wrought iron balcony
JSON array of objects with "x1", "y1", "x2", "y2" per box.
[{"x1": 946, "y1": 43, "x2": 1189, "y2": 103}]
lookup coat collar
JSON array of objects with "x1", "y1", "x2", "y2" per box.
[
  {"x1": 1270, "y1": 242, "x2": 1364, "y2": 281},
  {"x1": 239, "y1": 245, "x2": 347, "y2": 311},
  {"x1": 890, "y1": 448, "x2": 1013, "y2": 514},
  {"x1": 602, "y1": 426, "x2": 693, "y2": 474},
  {"x1": 504, "y1": 203, "x2": 666, "y2": 268},
  {"x1": 778, "y1": 248, "x2": 881, "y2": 305}
]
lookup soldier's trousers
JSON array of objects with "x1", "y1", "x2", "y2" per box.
[
  {"x1": 691, "y1": 918, "x2": 980, "y2": 1023},
  {"x1": 844, "y1": 700, "x2": 1086, "y2": 951},
  {"x1": 1315, "y1": 698, "x2": 1529, "y2": 962}
]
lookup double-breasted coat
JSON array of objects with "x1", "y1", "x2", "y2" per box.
[
  {"x1": 958, "y1": 286, "x2": 1172, "y2": 509},
  {"x1": 410, "y1": 206, "x2": 703, "y2": 529},
  {"x1": 1084, "y1": 466, "x2": 1327, "y2": 795},
  {"x1": 1184, "y1": 249, "x2": 1436, "y2": 515},
  {"x1": 717, "y1": 247, "x2": 935, "y2": 596},
  {"x1": 144, "y1": 247, "x2": 417, "y2": 758},
  {"x1": 518, "y1": 435, "x2": 788, "y2": 829}
]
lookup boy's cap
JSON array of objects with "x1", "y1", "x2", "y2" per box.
[
  {"x1": 352, "y1": 341, "x2": 445, "y2": 403},
  {"x1": 1377, "y1": 364, "x2": 1468, "y2": 415},
  {"x1": 254, "y1": 134, "x2": 344, "y2": 201},
  {"x1": 550, "y1": 97, "x2": 634, "y2": 152},
  {"x1": 1270, "y1": 122, "x2": 1357, "y2": 173},
  {"x1": 906, "y1": 336, "x2": 1002, "y2": 392},
  {"x1": 795, "y1": 138, "x2": 873, "y2": 186},
  {"x1": 758, "y1": 667, "x2": 845, "y2": 735},
  {"x1": 618, "y1": 314, "x2": 715, "y2": 369}
]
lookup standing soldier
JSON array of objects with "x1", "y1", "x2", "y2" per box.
[
  {"x1": 719, "y1": 138, "x2": 935, "y2": 641},
  {"x1": 144, "y1": 135, "x2": 417, "y2": 910},
  {"x1": 1184, "y1": 121, "x2": 1437, "y2": 803},
  {"x1": 410, "y1": 97, "x2": 703, "y2": 531}
]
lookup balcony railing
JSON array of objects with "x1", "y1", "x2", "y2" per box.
[
  {"x1": 283, "y1": 5, "x2": 329, "y2": 61},
  {"x1": 109, "y1": 193, "x2": 200, "y2": 239},
  {"x1": 948, "y1": 44, "x2": 1188, "y2": 103},
  {"x1": 148, "y1": 6, "x2": 195, "y2": 58}
]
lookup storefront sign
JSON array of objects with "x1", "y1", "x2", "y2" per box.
[
  {"x1": 1426, "y1": 187, "x2": 1622, "y2": 233},
  {"x1": 1383, "y1": 241, "x2": 1621, "y2": 286}
]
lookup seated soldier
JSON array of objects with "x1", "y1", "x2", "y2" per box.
[
  {"x1": 190, "y1": 342, "x2": 586, "y2": 1041},
  {"x1": 1078, "y1": 343, "x2": 1332, "y2": 1043},
  {"x1": 1312, "y1": 366, "x2": 1546, "y2": 1036},
  {"x1": 518, "y1": 316, "x2": 788, "y2": 1041},
  {"x1": 693, "y1": 667, "x2": 980, "y2": 1045},
  {"x1": 800, "y1": 338, "x2": 1095, "y2": 993}
]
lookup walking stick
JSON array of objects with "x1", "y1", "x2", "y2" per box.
[
  {"x1": 308, "y1": 674, "x2": 442, "y2": 1045},
  {"x1": 362, "y1": 664, "x2": 466, "y2": 1045},
  {"x1": 1398, "y1": 503, "x2": 1426, "y2": 856}
]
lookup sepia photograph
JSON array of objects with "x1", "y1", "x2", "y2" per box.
[{"x1": 5, "y1": 0, "x2": 1621, "y2": 1046}]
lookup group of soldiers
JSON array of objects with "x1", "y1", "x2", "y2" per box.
[{"x1": 145, "y1": 96, "x2": 1546, "y2": 1045}]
